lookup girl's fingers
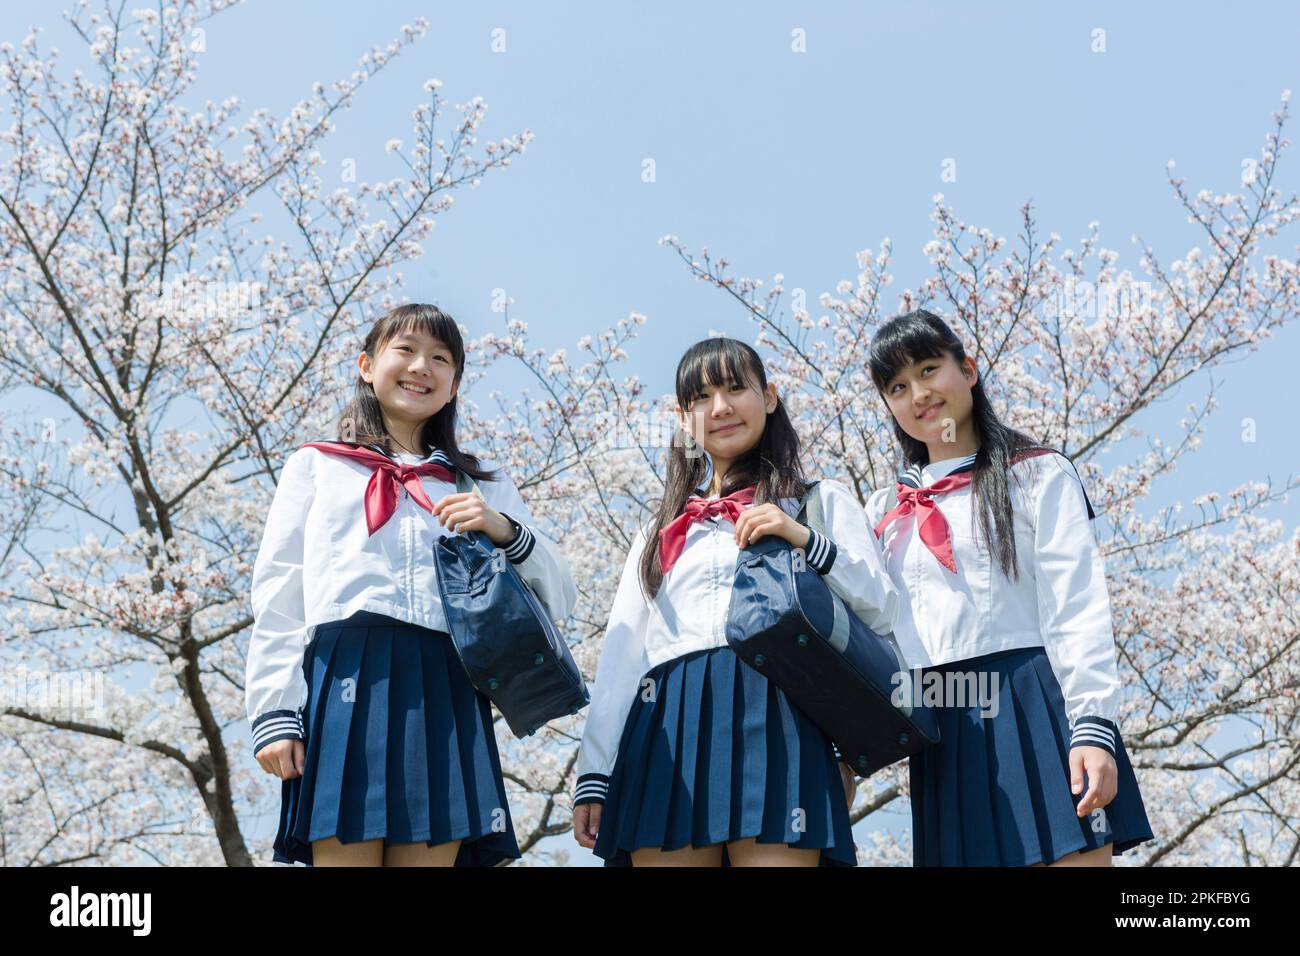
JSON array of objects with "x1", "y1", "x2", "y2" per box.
[
  {"x1": 747, "y1": 515, "x2": 770, "y2": 544},
  {"x1": 437, "y1": 498, "x2": 464, "y2": 525},
  {"x1": 431, "y1": 492, "x2": 466, "y2": 514},
  {"x1": 254, "y1": 740, "x2": 305, "y2": 778},
  {"x1": 1076, "y1": 755, "x2": 1115, "y2": 816},
  {"x1": 257, "y1": 747, "x2": 280, "y2": 777},
  {"x1": 573, "y1": 805, "x2": 599, "y2": 848},
  {"x1": 1100, "y1": 765, "x2": 1118, "y2": 808},
  {"x1": 433, "y1": 491, "x2": 481, "y2": 517},
  {"x1": 1077, "y1": 764, "x2": 1097, "y2": 814},
  {"x1": 439, "y1": 499, "x2": 483, "y2": 531}
]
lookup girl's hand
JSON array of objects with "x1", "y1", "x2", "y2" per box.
[
  {"x1": 432, "y1": 492, "x2": 516, "y2": 545},
  {"x1": 733, "y1": 502, "x2": 811, "y2": 551},
  {"x1": 573, "y1": 802, "x2": 602, "y2": 849},
  {"x1": 256, "y1": 738, "x2": 305, "y2": 780},
  {"x1": 1070, "y1": 746, "x2": 1118, "y2": 816},
  {"x1": 839, "y1": 762, "x2": 857, "y2": 811}
]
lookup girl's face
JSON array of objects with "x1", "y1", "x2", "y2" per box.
[
  {"x1": 675, "y1": 370, "x2": 778, "y2": 462},
  {"x1": 881, "y1": 350, "x2": 978, "y2": 448},
  {"x1": 358, "y1": 326, "x2": 459, "y2": 427}
]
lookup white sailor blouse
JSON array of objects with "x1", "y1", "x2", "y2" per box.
[
  {"x1": 866, "y1": 450, "x2": 1123, "y2": 757},
  {"x1": 245, "y1": 442, "x2": 578, "y2": 756},
  {"x1": 572, "y1": 478, "x2": 900, "y2": 806}
]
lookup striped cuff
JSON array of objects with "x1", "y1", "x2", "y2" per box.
[
  {"x1": 498, "y1": 512, "x2": 536, "y2": 564},
  {"x1": 1069, "y1": 715, "x2": 1118, "y2": 757},
  {"x1": 803, "y1": 528, "x2": 838, "y2": 575},
  {"x1": 251, "y1": 708, "x2": 303, "y2": 755},
  {"x1": 574, "y1": 772, "x2": 609, "y2": 806}
]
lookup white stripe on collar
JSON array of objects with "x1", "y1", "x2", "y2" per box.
[
  {"x1": 367, "y1": 442, "x2": 454, "y2": 468},
  {"x1": 900, "y1": 452, "x2": 978, "y2": 488}
]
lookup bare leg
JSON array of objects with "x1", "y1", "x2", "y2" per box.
[
  {"x1": 630, "y1": 843, "x2": 725, "y2": 867},
  {"x1": 727, "y1": 837, "x2": 821, "y2": 867},
  {"x1": 382, "y1": 839, "x2": 462, "y2": 867},
  {"x1": 1032, "y1": 843, "x2": 1113, "y2": 868},
  {"x1": 311, "y1": 835, "x2": 384, "y2": 867}
]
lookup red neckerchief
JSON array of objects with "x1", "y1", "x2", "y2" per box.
[
  {"x1": 658, "y1": 485, "x2": 757, "y2": 575},
  {"x1": 873, "y1": 448, "x2": 1057, "y2": 573},
  {"x1": 300, "y1": 441, "x2": 456, "y2": 536}
]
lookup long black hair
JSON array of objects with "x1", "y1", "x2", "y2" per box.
[
  {"x1": 336, "y1": 303, "x2": 497, "y2": 481},
  {"x1": 868, "y1": 308, "x2": 1053, "y2": 581},
  {"x1": 639, "y1": 337, "x2": 808, "y2": 597}
]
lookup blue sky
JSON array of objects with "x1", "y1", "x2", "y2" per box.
[
  {"x1": 3, "y1": 1, "x2": 1296, "y2": 864},
  {"x1": 4, "y1": 1, "x2": 1294, "y2": 520}
]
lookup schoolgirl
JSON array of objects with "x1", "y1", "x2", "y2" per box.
[
  {"x1": 245, "y1": 303, "x2": 577, "y2": 867},
  {"x1": 571, "y1": 337, "x2": 899, "y2": 866},
  {"x1": 866, "y1": 308, "x2": 1154, "y2": 867}
]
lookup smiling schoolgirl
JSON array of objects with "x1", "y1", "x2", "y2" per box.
[
  {"x1": 571, "y1": 337, "x2": 899, "y2": 867},
  {"x1": 867, "y1": 308, "x2": 1154, "y2": 867},
  {"x1": 245, "y1": 303, "x2": 577, "y2": 867}
]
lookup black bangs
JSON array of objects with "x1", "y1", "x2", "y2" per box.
[
  {"x1": 378, "y1": 303, "x2": 465, "y2": 371},
  {"x1": 868, "y1": 314, "x2": 953, "y2": 392},
  {"x1": 675, "y1": 338, "x2": 764, "y2": 406}
]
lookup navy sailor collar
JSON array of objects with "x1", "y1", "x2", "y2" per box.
[
  {"x1": 365, "y1": 442, "x2": 455, "y2": 470},
  {"x1": 899, "y1": 452, "x2": 978, "y2": 488}
]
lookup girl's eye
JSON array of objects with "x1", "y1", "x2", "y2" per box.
[
  {"x1": 397, "y1": 345, "x2": 412, "y2": 352},
  {"x1": 890, "y1": 365, "x2": 938, "y2": 392}
]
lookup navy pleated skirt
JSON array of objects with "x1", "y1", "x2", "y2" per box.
[
  {"x1": 272, "y1": 609, "x2": 520, "y2": 867},
  {"x1": 592, "y1": 646, "x2": 858, "y2": 866},
  {"x1": 909, "y1": 646, "x2": 1154, "y2": 867}
]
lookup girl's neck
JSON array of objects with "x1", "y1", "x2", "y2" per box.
[
  {"x1": 383, "y1": 414, "x2": 427, "y2": 457},
  {"x1": 706, "y1": 460, "x2": 733, "y2": 497},
  {"x1": 926, "y1": 442, "x2": 980, "y2": 464},
  {"x1": 925, "y1": 420, "x2": 980, "y2": 463}
]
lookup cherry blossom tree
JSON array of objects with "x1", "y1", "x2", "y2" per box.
[
  {"x1": 649, "y1": 94, "x2": 1300, "y2": 865},
  {"x1": 2, "y1": 0, "x2": 1296, "y2": 869},
  {"x1": 0, "y1": 0, "x2": 535, "y2": 865}
]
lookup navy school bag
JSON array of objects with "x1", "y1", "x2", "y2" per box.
[
  {"x1": 724, "y1": 480, "x2": 940, "y2": 777},
  {"x1": 432, "y1": 468, "x2": 589, "y2": 738}
]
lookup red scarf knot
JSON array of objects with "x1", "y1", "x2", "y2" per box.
[{"x1": 657, "y1": 485, "x2": 757, "y2": 575}]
